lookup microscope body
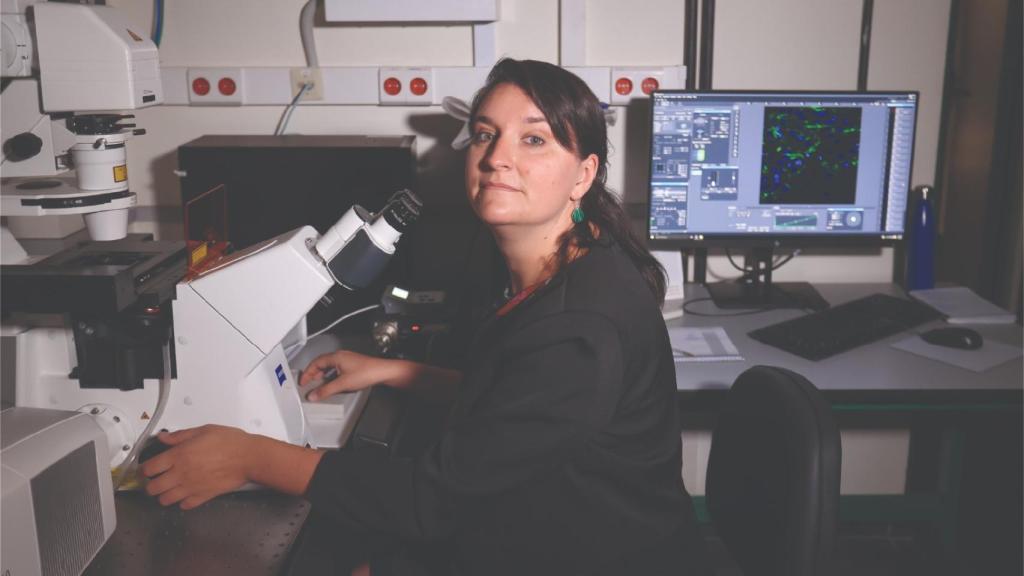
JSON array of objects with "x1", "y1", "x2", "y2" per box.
[{"x1": 5, "y1": 191, "x2": 422, "y2": 468}]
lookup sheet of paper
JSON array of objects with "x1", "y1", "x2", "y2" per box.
[
  {"x1": 661, "y1": 299, "x2": 685, "y2": 321},
  {"x1": 891, "y1": 335, "x2": 1023, "y2": 373},
  {"x1": 653, "y1": 250, "x2": 685, "y2": 302},
  {"x1": 909, "y1": 286, "x2": 1016, "y2": 324},
  {"x1": 668, "y1": 326, "x2": 743, "y2": 363}
]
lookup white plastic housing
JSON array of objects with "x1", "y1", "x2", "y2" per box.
[
  {"x1": 315, "y1": 207, "x2": 365, "y2": 262},
  {"x1": 4, "y1": 224, "x2": 381, "y2": 459},
  {"x1": 366, "y1": 217, "x2": 401, "y2": 254},
  {"x1": 1, "y1": 12, "x2": 33, "y2": 77},
  {"x1": 325, "y1": 0, "x2": 498, "y2": 22},
  {"x1": 0, "y1": 177, "x2": 136, "y2": 217},
  {"x1": 71, "y1": 133, "x2": 129, "y2": 192},
  {"x1": 33, "y1": 2, "x2": 162, "y2": 112},
  {"x1": 0, "y1": 79, "x2": 75, "y2": 177},
  {"x1": 83, "y1": 209, "x2": 129, "y2": 241},
  {"x1": 1, "y1": 407, "x2": 117, "y2": 576},
  {"x1": 10, "y1": 322, "x2": 311, "y2": 455},
  {"x1": 9, "y1": 228, "x2": 336, "y2": 451},
  {"x1": 188, "y1": 226, "x2": 334, "y2": 356}
]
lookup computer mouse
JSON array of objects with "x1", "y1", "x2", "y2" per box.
[{"x1": 920, "y1": 327, "x2": 984, "y2": 350}]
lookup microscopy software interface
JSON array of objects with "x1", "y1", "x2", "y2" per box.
[{"x1": 648, "y1": 92, "x2": 917, "y2": 240}]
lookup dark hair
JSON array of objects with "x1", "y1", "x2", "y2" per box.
[{"x1": 469, "y1": 58, "x2": 667, "y2": 304}]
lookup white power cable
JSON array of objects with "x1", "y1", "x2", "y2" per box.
[{"x1": 284, "y1": 304, "x2": 381, "y2": 357}]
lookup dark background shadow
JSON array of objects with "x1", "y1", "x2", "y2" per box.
[{"x1": 138, "y1": 149, "x2": 185, "y2": 240}]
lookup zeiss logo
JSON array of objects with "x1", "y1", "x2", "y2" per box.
[{"x1": 275, "y1": 364, "x2": 286, "y2": 386}]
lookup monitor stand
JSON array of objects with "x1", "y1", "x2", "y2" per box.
[{"x1": 704, "y1": 247, "x2": 829, "y2": 311}]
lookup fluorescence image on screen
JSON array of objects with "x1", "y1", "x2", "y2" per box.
[{"x1": 760, "y1": 106, "x2": 862, "y2": 205}]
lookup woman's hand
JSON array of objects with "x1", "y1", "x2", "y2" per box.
[
  {"x1": 300, "y1": 350, "x2": 411, "y2": 401},
  {"x1": 141, "y1": 425, "x2": 256, "y2": 510}
]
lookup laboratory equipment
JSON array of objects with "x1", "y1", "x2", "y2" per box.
[
  {"x1": 3, "y1": 189, "x2": 422, "y2": 468},
  {"x1": 1, "y1": 4, "x2": 163, "y2": 572},
  {"x1": 176, "y1": 135, "x2": 418, "y2": 330},
  {"x1": 1, "y1": 406, "x2": 117, "y2": 576},
  {"x1": 177, "y1": 135, "x2": 415, "y2": 250},
  {"x1": 647, "y1": 90, "x2": 919, "y2": 309},
  {"x1": 2, "y1": 190, "x2": 420, "y2": 576},
  {"x1": 371, "y1": 285, "x2": 450, "y2": 356},
  {"x1": 1, "y1": 1, "x2": 162, "y2": 248}
]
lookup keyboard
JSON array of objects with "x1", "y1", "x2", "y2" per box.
[{"x1": 748, "y1": 293, "x2": 943, "y2": 361}]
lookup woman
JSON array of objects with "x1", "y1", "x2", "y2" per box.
[{"x1": 142, "y1": 58, "x2": 710, "y2": 575}]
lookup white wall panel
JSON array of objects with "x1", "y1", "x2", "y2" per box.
[
  {"x1": 869, "y1": 0, "x2": 952, "y2": 186},
  {"x1": 586, "y1": 0, "x2": 687, "y2": 66},
  {"x1": 840, "y1": 429, "x2": 911, "y2": 494},
  {"x1": 492, "y1": 0, "x2": 560, "y2": 62},
  {"x1": 105, "y1": 0, "x2": 948, "y2": 291},
  {"x1": 713, "y1": 0, "x2": 862, "y2": 90},
  {"x1": 111, "y1": 0, "x2": 472, "y2": 67},
  {"x1": 682, "y1": 429, "x2": 912, "y2": 496}
]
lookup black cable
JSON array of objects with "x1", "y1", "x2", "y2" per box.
[
  {"x1": 773, "y1": 252, "x2": 797, "y2": 269},
  {"x1": 725, "y1": 249, "x2": 747, "y2": 273},
  {"x1": 274, "y1": 83, "x2": 312, "y2": 136},
  {"x1": 857, "y1": 0, "x2": 874, "y2": 91},
  {"x1": 684, "y1": 0, "x2": 698, "y2": 90},
  {"x1": 723, "y1": 248, "x2": 799, "y2": 282}
]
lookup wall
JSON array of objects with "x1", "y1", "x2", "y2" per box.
[
  {"x1": 101, "y1": 0, "x2": 949, "y2": 495},
  {"x1": 107, "y1": 0, "x2": 950, "y2": 274}
]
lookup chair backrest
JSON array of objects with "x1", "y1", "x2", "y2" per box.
[{"x1": 706, "y1": 366, "x2": 841, "y2": 576}]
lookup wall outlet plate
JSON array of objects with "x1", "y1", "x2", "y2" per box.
[
  {"x1": 187, "y1": 67, "x2": 244, "y2": 105},
  {"x1": 290, "y1": 68, "x2": 324, "y2": 101},
  {"x1": 610, "y1": 68, "x2": 666, "y2": 105},
  {"x1": 378, "y1": 67, "x2": 435, "y2": 105}
]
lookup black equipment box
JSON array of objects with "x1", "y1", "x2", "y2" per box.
[
  {"x1": 176, "y1": 135, "x2": 417, "y2": 332},
  {"x1": 177, "y1": 135, "x2": 416, "y2": 250}
]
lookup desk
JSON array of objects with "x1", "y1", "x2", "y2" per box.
[
  {"x1": 672, "y1": 283, "x2": 1022, "y2": 400},
  {"x1": 672, "y1": 283, "x2": 1023, "y2": 565},
  {"x1": 85, "y1": 492, "x2": 309, "y2": 576},
  {"x1": 82, "y1": 388, "x2": 401, "y2": 576}
]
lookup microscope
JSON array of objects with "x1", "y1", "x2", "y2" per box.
[
  {"x1": 1, "y1": 4, "x2": 422, "y2": 574},
  {"x1": 1, "y1": 1, "x2": 161, "y2": 253}
]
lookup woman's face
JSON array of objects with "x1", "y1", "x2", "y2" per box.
[{"x1": 465, "y1": 83, "x2": 597, "y2": 233}]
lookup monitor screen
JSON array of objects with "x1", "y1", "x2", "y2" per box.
[{"x1": 647, "y1": 91, "x2": 918, "y2": 247}]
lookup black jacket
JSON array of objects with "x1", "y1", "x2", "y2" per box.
[{"x1": 305, "y1": 239, "x2": 708, "y2": 575}]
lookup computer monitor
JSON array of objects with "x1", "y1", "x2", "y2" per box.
[{"x1": 646, "y1": 90, "x2": 918, "y2": 309}]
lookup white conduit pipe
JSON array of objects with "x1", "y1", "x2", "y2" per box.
[{"x1": 300, "y1": 0, "x2": 319, "y2": 68}]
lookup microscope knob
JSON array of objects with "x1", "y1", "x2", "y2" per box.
[{"x1": 6, "y1": 132, "x2": 43, "y2": 160}]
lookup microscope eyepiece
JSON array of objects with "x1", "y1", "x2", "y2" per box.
[{"x1": 380, "y1": 189, "x2": 423, "y2": 232}]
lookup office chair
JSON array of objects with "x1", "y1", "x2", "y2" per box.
[{"x1": 705, "y1": 366, "x2": 841, "y2": 576}]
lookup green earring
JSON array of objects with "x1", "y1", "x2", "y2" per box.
[{"x1": 571, "y1": 205, "x2": 586, "y2": 224}]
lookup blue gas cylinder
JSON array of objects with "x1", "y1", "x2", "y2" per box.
[{"x1": 908, "y1": 185, "x2": 935, "y2": 290}]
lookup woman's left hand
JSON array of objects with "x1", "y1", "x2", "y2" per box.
[{"x1": 141, "y1": 425, "x2": 256, "y2": 510}]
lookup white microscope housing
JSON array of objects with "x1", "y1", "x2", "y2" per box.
[
  {"x1": 1, "y1": 1, "x2": 162, "y2": 249},
  {"x1": 5, "y1": 190, "x2": 422, "y2": 470}
]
